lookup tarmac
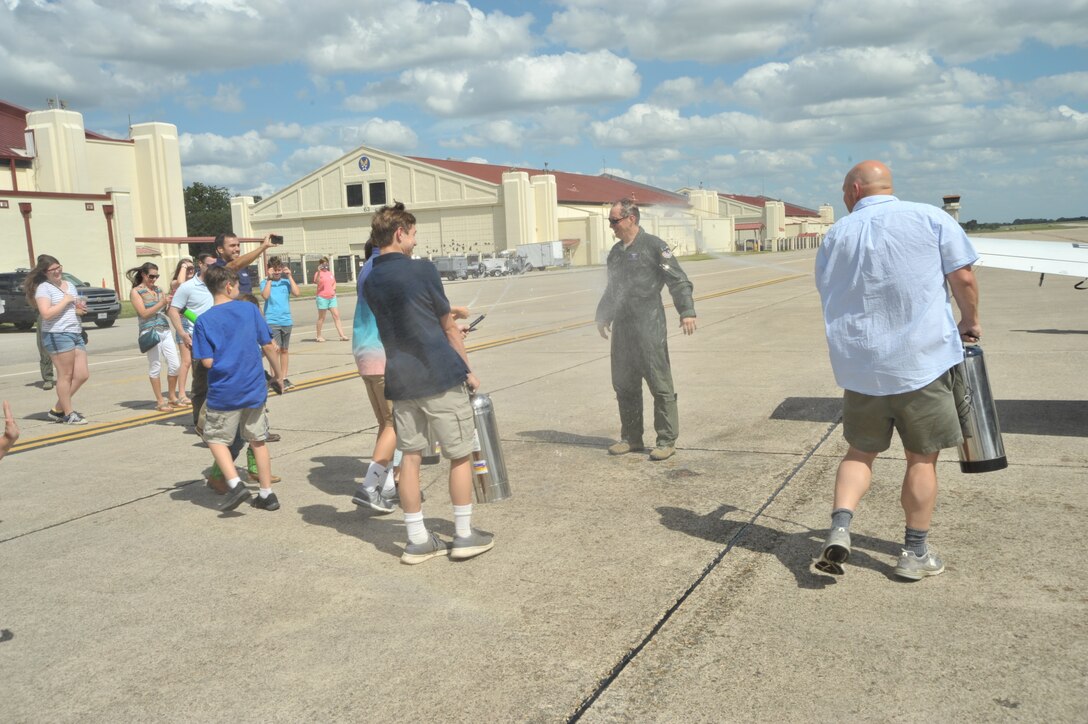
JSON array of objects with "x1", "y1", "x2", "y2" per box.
[{"x1": 0, "y1": 243, "x2": 1085, "y2": 722}]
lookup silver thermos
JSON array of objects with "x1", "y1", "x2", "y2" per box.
[
  {"x1": 955, "y1": 345, "x2": 1008, "y2": 473},
  {"x1": 470, "y1": 393, "x2": 512, "y2": 503}
]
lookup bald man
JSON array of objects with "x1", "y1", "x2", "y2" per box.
[{"x1": 813, "y1": 160, "x2": 981, "y2": 581}]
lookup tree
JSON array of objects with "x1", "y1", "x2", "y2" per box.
[{"x1": 184, "y1": 182, "x2": 232, "y2": 237}]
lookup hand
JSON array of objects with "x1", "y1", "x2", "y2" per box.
[
  {"x1": 458, "y1": 325, "x2": 470, "y2": 339},
  {"x1": 597, "y1": 322, "x2": 610, "y2": 340},
  {"x1": 680, "y1": 317, "x2": 697, "y2": 335},
  {"x1": 958, "y1": 320, "x2": 982, "y2": 343},
  {"x1": 466, "y1": 372, "x2": 480, "y2": 393},
  {"x1": 450, "y1": 305, "x2": 469, "y2": 320},
  {"x1": 2, "y1": 400, "x2": 18, "y2": 446},
  {"x1": 283, "y1": 267, "x2": 292, "y2": 277},
  {"x1": 181, "y1": 332, "x2": 193, "y2": 349},
  {"x1": 261, "y1": 234, "x2": 275, "y2": 249}
]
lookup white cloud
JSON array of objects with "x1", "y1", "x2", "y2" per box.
[
  {"x1": 264, "y1": 122, "x2": 304, "y2": 140},
  {"x1": 179, "y1": 130, "x2": 277, "y2": 166},
  {"x1": 1031, "y1": 72, "x2": 1088, "y2": 100},
  {"x1": 336, "y1": 118, "x2": 419, "y2": 151},
  {"x1": 347, "y1": 50, "x2": 639, "y2": 117},
  {"x1": 304, "y1": 2, "x2": 534, "y2": 73},
  {"x1": 282, "y1": 145, "x2": 346, "y2": 178},
  {"x1": 547, "y1": 0, "x2": 809, "y2": 63}
]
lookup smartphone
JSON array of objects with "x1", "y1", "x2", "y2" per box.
[
  {"x1": 270, "y1": 234, "x2": 284, "y2": 245},
  {"x1": 467, "y1": 314, "x2": 485, "y2": 331}
]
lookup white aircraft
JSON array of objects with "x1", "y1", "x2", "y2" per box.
[{"x1": 968, "y1": 236, "x2": 1088, "y2": 287}]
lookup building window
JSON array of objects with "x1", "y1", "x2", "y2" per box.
[
  {"x1": 369, "y1": 182, "x2": 386, "y2": 206},
  {"x1": 85, "y1": 202, "x2": 95, "y2": 211},
  {"x1": 346, "y1": 183, "x2": 364, "y2": 207},
  {"x1": 0, "y1": 200, "x2": 8, "y2": 209}
]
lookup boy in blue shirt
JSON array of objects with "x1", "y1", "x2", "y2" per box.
[
  {"x1": 260, "y1": 256, "x2": 299, "y2": 389},
  {"x1": 192, "y1": 266, "x2": 284, "y2": 512}
]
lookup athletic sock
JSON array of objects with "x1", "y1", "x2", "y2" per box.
[
  {"x1": 404, "y1": 510, "x2": 428, "y2": 545},
  {"x1": 258, "y1": 487, "x2": 272, "y2": 499},
  {"x1": 226, "y1": 476, "x2": 242, "y2": 490},
  {"x1": 904, "y1": 527, "x2": 929, "y2": 556},
  {"x1": 831, "y1": 508, "x2": 854, "y2": 530},
  {"x1": 362, "y1": 460, "x2": 388, "y2": 492},
  {"x1": 380, "y1": 467, "x2": 396, "y2": 496},
  {"x1": 453, "y1": 504, "x2": 473, "y2": 538}
]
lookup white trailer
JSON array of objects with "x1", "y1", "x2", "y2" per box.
[{"x1": 516, "y1": 241, "x2": 566, "y2": 271}]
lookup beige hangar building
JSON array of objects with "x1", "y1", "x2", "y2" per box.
[
  {"x1": 231, "y1": 146, "x2": 834, "y2": 278},
  {"x1": 0, "y1": 100, "x2": 187, "y2": 291}
]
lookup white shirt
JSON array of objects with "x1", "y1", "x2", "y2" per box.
[
  {"x1": 35, "y1": 281, "x2": 81, "y2": 334},
  {"x1": 814, "y1": 195, "x2": 978, "y2": 395}
]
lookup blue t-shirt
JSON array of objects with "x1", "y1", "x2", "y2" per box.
[
  {"x1": 363, "y1": 252, "x2": 467, "y2": 400},
  {"x1": 815, "y1": 195, "x2": 979, "y2": 395},
  {"x1": 192, "y1": 300, "x2": 272, "y2": 410},
  {"x1": 212, "y1": 258, "x2": 253, "y2": 294},
  {"x1": 260, "y1": 278, "x2": 293, "y2": 326}
]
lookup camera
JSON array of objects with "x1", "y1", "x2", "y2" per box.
[{"x1": 270, "y1": 234, "x2": 284, "y2": 245}]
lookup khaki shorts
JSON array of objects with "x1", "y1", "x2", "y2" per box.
[
  {"x1": 362, "y1": 374, "x2": 394, "y2": 428},
  {"x1": 393, "y1": 383, "x2": 476, "y2": 459},
  {"x1": 843, "y1": 369, "x2": 963, "y2": 454},
  {"x1": 203, "y1": 406, "x2": 270, "y2": 446}
]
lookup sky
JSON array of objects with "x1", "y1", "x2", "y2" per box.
[{"x1": 2, "y1": 0, "x2": 1086, "y2": 223}]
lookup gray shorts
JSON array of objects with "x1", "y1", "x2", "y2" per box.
[
  {"x1": 203, "y1": 406, "x2": 270, "y2": 446},
  {"x1": 843, "y1": 369, "x2": 963, "y2": 454},
  {"x1": 268, "y1": 325, "x2": 292, "y2": 350},
  {"x1": 393, "y1": 383, "x2": 476, "y2": 459}
]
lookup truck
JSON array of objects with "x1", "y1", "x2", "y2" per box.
[
  {"x1": 431, "y1": 255, "x2": 469, "y2": 281},
  {"x1": 0, "y1": 269, "x2": 121, "y2": 330},
  {"x1": 516, "y1": 241, "x2": 567, "y2": 271}
]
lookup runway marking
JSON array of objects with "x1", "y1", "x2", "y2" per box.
[{"x1": 6, "y1": 273, "x2": 807, "y2": 455}]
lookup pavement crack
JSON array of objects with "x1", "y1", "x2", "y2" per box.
[{"x1": 566, "y1": 416, "x2": 841, "y2": 722}]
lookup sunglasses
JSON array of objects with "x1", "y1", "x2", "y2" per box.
[
  {"x1": 608, "y1": 215, "x2": 627, "y2": 226},
  {"x1": 148, "y1": 274, "x2": 160, "y2": 279}
]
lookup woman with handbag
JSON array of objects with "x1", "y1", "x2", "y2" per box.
[
  {"x1": 128, "y1": 263, "x2": 181, "y2": 411},
  {"x1": 23, "y1": 254, "x2": 90, "y2": 425}
]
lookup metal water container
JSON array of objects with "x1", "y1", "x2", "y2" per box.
[
  {"x1": 955, "y1": 345, "x2": 1008, "y2": 473},
  {"x1": 470, "y1": 393, "x2": 511, "y2": 503}
]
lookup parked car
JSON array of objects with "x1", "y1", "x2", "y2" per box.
[{"x1": 0, "y1": 270, "x2": 122, "y2": 330}]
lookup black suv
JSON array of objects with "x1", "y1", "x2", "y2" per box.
[{"x1": 0, "y1": 270, "x2": 122, "y2": 330}]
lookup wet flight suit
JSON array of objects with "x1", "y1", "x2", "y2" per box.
[{"x1": 595, "y1": 228, "x2": 695, "y2": 448}]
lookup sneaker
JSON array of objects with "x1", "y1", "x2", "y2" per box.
[
  {"x1": 43, "y1": 380, "x2": 55, "y2": 390},
  {"x1": 401, "y1": 532, "x2": 450, "y2": 565},
  {"x1": 265, "y1": 433, "x2": 281, "y2": 443},
  {"x1": 351, "y1": 486, "x2": 395, "y2": 514},
  {"x1": 894, "y1": 545, "x2": 945, "y2": 580},
  {"x1": 220, "y1": 482, "x2": 252, "y2": 511},
  {"x1": 247, "y1": 472, "x2": 282, "y2": 484},
  {"x1": 46, "y1": 408, "x2": 64, "y2": 422},
  {"x1": 450, "y1": 530, "x2": 495, "y2": 561},
  {"x1": 251, "y1": 492, "x2": 280, "y2": 511},
  {"x1": 283, "y1": 378, "x2": 295, "y2": 390},
  {"x1": 60, "y1": 412, "x2": 87, "y2": 425},
  {"x1": 649, "y1": 445, "x2": 676, "y2": 461},
  {"x1": 814, "y1": 527, "x2": 851, "y2": 575},
  {"x1": 608, "y1": 440, "x2": 645, "y2": 455}
]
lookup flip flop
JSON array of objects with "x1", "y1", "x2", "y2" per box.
[
  {"x1": 315, "y1": 337, "x2": 326, "y2": 343},
  {"x1": 338, "y1": 336, "x2": 349, "y2": 341},
  {"x1": 156, "y1": 402, "x2": 173, "y2": 412},
  {"x1": 171, "y1": 398, "x2": 192, "y2": 408}
]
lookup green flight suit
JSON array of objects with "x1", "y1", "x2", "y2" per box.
[{"x1": 595, "y1": 229, "x2": 696, "y2": 448}]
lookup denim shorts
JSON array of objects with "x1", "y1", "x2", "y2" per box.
[
  {"x1": 42, "y1": 331, "x2": 86, "y2": 355},
  {"x1": 316, "y1": 296, "x2": 338, "y2": 310}
]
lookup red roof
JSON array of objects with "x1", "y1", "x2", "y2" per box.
[
  {"x1": 720, "y1": 192, "x2": 819, "y2": 218},
  {"x1": 0, "y1": 99, "x2": 130, "y2": 160},
  {"x1": 735, "y1": 222, "x2": 764, "y2": 231},
  {"x1": 409, "y1": 156, "x2": 690, "y2": 208}
]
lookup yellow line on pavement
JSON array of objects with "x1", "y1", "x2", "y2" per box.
[{"x1": 7, "y1": 273, "x2": 805, "y2": 454}]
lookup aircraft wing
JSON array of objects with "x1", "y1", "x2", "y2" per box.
[{"x1": 968, "y1": 237, "x2": 1088, "y2": 278}]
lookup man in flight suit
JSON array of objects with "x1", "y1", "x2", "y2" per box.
[{"x1": 596, "y1": 199, "x2": 697, "y2": 461}]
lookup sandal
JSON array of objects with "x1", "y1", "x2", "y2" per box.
[
  {"x1": 155, "y1": 402, "x2": 173, "y2": 412},
  {"x1": 173, "y1": 397, "x2": 192, "y2": 407},
  {"x1": 315, "y1": 337, "x2": 326, "y2": 343},
  {"x1": 338, "y1": 336, "x2": 349, "y2": 341}
]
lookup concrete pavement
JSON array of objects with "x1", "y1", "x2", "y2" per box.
[{"x1": 0, "y1": 250, "x2": 1085, "y2": 722}]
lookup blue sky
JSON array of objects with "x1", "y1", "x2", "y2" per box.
[{"x1": 2, "y1": 0, "x2": 1086, "y2": 222}]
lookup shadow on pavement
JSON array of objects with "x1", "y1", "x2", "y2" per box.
[
  {"x1": 771, "y1": 396, "x2": 1088, "y2": 436},
  {"x1": 308, "y1": 455, "x2": 366, "y2": 498},
  {"x1": 656, "y1": 504, "x2": 904, "y2": 589},
  {"x1": 1012, "y1": 328, "x2": 1088, "y2": 335},
  {"x1": 517, "y1": 429, "x2": 615, "y2": 448},
  {"x1": 296, "y1": 503, "x2": 457, "y2": 561}
]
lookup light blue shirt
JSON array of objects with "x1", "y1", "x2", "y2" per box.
[
  {"x1": 170, "y1": 275, "x2": 214, "y2": 332},
  {"x1": 260, "y1": 277, "x2": 293, "y2": 326},
  {"x1": 815, "y1": 195, "x2": 978, "y2": 395}
]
